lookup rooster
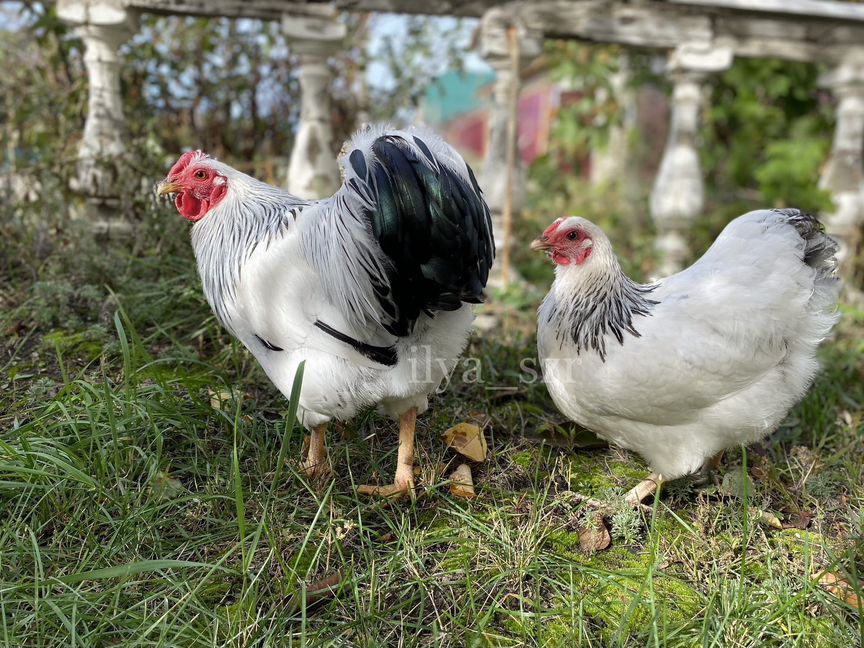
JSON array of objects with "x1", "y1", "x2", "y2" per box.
[
  {"x1": 532, "y1": 209, "x2": 839, "y2": 506},
  {"x1": 158, "y1": 125, "x2": 494, "y2": 498}
]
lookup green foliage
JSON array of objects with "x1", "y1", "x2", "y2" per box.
[
  {"x1": 754, "y1": 122, "x2": 833, "y2": 211},
  {"x1": 703, "y1": 58, "x2": 834, "y2": 212},
  {"x1": 530, "y1": 41, "x2": 623, "y2": 184},
  {"x1": 527, "y1": 46, "x2": 836, "y2": 274},
  {"x1": 124, "y1": 15, "x2": 301, "y2": 162},
  {"x1": 1, "y1": 4, "x2": 470, "y2": 188},
  {"x1": 0, "y1": 4, "x2": 84, "y2": 200},
  {"x1": 27, "y1": 281, "x2": 104, "y2": 328}
]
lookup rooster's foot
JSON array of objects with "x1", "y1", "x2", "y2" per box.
[
  {"x1": 300, "y1": 424, "x2": 331, "y2": 481},
  {"x1": 300, "y1": 457, "x2": 332, "y2": 481},
  {"x1": 358, "y1": 408, "x2": 417, "y2": 500},
  {"x1": 624, "y1": 474, "x2": 664, "y2": 507},
  {"x1": 356, "y1": 479, "x2": 414, "y2": 499},
  {"x1": 358, "y1": 466, "x2": 415, "y2": 500}
]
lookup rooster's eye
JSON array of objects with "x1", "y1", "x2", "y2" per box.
[
  {"x1": 194, "y1": 170, "x2": 207, "y2": 180},
  {"x1": 566, "y1": 231, "x2": 578, "y2": 241}
]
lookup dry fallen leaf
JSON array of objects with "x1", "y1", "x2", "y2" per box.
[
  {"x1": 208, "y1": 387, "x2": 237, "y2": 410},
  {"x1": 441, "y1": 423, "x2": 488, "y2": 462},
  {"x1": 578, "y1": 512, "x2": 611, "y2": 554},
  {"x1": 755, "y1": 508, "x2": 782, "y2": 530},
  {"x1": 817, "y1": 571, "x2": 864, "y2": 611},
  {"x1": 286, "y1": 571, "x2": 345, "y2": 615},
  {"x1": 449, "y1": 463, "x2": 476, "y2": 499}
]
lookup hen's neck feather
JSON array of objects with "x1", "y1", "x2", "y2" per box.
[
  {"x1": 544, "y1": 244, "x2": 658, "y2": 361},
  {"x1": 190, "y1": 173, "x2": 307, "y2": 329}
]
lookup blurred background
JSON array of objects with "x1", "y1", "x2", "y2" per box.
[{"x1": 3, "y1": 1, "x2": 862, "y2": 303}]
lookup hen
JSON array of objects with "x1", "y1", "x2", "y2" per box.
[
  {"x1": 158, "y1": 125, "x2": 494, "y2": 497},
  {"x1": 533, "y1": 209, "x2": 839, "y2": 505}
]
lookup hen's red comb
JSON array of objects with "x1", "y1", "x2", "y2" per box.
[
  {"x1": 543, "y1": 217, "x2": 567, "y2": 238},
  {"x1": 168, "y1": 150, "x2": 208, "y2": 178}
]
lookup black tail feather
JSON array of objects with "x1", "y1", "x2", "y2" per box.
[{"x1": 349, "y1": 134, "x2": 493, "y2": 337}]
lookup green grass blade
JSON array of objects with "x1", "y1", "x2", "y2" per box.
[{"x1": 55, "y1": 560, "x2": 227, "y2": 585}]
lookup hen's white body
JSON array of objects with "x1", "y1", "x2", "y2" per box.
[{"x1": 538, "y1": 209, "x2": 839, "y2": 479}]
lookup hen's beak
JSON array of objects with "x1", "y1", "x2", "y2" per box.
[
  {"x1": 156, "y1": 180, "x2": 182, "y2": 197},
  {"x1": 531, "y1": 237, "x2": 552, "y2": 252}
]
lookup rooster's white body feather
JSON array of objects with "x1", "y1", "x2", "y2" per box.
[
  {"x1": 186, "y1": 125, "x2": 493, "y2": 428},
  {"x1": 538, "y1": 209, "x2": 839, "y2": 479}
]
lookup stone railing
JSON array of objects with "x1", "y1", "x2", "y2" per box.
[{"x1": 55, "y1": 0, "x2": 864, "y2": 280}]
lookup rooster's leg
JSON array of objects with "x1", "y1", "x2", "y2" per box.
[
  {"x1": 624, "y1": 473, "x2": 664, "y2": 507},
  {"x1": 300, "y1": 424, "x2": 331, "y2": 480},
  {"x1": 358, "y1": 407, "x2": 416, "y2": 499}
]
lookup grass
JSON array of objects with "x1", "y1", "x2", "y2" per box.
[{"x1": 1, "y1": 206, "x2": 863, "y2": 647}]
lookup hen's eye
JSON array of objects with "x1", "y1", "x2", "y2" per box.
[
  {"x1": 566, "y1": 231, "x2": 578, "y2": 241},
  {"x1": 194, "y1": 170, "x2": 207, "y2": 180}
]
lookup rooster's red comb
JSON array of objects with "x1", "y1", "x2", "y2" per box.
[{"x1": 168, "y1": 150, "x2": 209, "y2": 178}]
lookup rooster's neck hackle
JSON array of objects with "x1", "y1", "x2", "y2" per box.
[
  {"x1": 190, "y1": 174, "x2": 304, "y2": 329},
  {"x1": 545, "y1": 244, "x2": 658, "y2": 361}
]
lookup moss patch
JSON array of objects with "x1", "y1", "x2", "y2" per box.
[{"x1": 511, "y1": 542, "x2": 703, "y2": 646}]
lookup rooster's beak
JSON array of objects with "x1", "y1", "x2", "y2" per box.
[
  {"x1": 531, "y1": 237, "x2": 552, "y2": 252},
  {"x1": 156, "y1": 180, "x2": 182, "y2": 197}
]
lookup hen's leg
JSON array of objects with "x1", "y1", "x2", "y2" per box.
[
  {"x1": 624, "y1": 473, "x2": 664, "y2": 507},
  {"x1": 301, "y1": 424, "x2": 331, "y2": 480},
  {"x1": 694, "y1": 450, "x2": 725, "y2": 486},
  {"x1": 358, "y1": 407, "x2": 416, "y2": 499},
  {"x1": 707, "y1": 450, "x2": 725, "y2": 472}
]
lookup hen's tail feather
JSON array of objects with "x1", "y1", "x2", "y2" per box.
[{"x1": 773, "y1": 208, "x2": 839, "y2": 279}]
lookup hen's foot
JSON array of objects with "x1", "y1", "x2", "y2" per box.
[
  {"x1": 693, "y1": 451, "x2": 725, "y2": 488},
  {"x1": 624, "y1": 473, "x2": 664, "y2": 507},
  {"x1": 357, "y1": 408, "x2": 417, "y2": 500},
  {"x1": 300, "y1": 424, "x2": 331, "y2": 481}
]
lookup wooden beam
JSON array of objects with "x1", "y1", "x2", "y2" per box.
[
  {"x1": 124, "y1": 0, "x2": 864, "y2": 64},
  {"x1": 332, "y1": 0, "x2": 501, "y2": 17},
  {"x1": 668, "y1": 0, "x2": 864, "y2": 23},
  {"x1": 127, "y1": 0, "x2": 503, "y2": 19},
  {"x1": 518, "y1": 2, "x2": 713, "y2": 48},
  {"x1": 514, "y1": 1, "x2": 864, "y2": 64},
  {"x1": 127, "y1": 0, "x2": 288, "y2": 19}
]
